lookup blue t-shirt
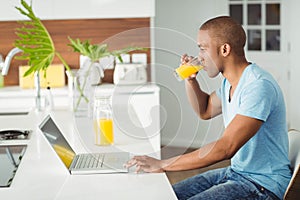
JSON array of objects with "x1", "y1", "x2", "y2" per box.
[{"x1": 216, "y1": 63, "x2": 291, "y2": 199}]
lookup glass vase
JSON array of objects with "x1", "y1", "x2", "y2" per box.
[
  {"x1": 67, "y1": 59, "x2": 102, "y2": 117},
  {"x1": 72, "y1": 69, "x2": 91, "y2": 117}
]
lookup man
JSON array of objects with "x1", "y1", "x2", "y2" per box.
[{"x1": 125, "y1": 16, "x2": 291, "y2": 200}]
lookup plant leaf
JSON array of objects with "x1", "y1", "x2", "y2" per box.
[
  {"x1": 68, "y1": 37, "x2": 147, "y2": 63},
  {"x1": 14, "y1": 0, "x2": 55, "y2": 77}
]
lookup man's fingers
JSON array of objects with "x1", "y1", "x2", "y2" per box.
[
  {"x1": 124, "y1": 158, "x2": 137, "y2": 168},
  {"x1": 135, "y1": 163, "x2": 151, "y2": 173},
  {"x1": 124, "y1": 156, "x2": 145, "y2": 168},
  {"x1": 124, "y1": 155, "x2": 160, "y2": 173}
]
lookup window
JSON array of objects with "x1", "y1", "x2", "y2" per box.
[{"x1": 229, "y1": 0, "x2": 281, "y2": 52}]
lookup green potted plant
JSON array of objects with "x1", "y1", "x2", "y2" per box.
[
  {"x1": 67, "y1": 38, "x2": 145, "y2": 116},
  {"x1": 14, "y1": 0, "x2": 70, "y2": 111}
]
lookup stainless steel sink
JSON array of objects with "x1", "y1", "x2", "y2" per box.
[{"x1": 0, "y1": 145, "x2": 27, "y2": 187}]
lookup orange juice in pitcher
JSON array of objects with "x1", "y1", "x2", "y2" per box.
[
  {"x1": 93, "y1": 95, "x2": 114, "y2": 145},
  {"x1": 94, "y1": 118, "x2": 114, "y2": 145}
]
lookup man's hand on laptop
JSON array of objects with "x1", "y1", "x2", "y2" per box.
[{"x1": 124, "y1": 155, "x2": 165, "y2": 173}]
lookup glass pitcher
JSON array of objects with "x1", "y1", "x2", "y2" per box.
[{"x1": 93, "y1": 95, "x2": 114, "y2": 145}]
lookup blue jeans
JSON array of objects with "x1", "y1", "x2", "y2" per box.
[{"x1": 173, "y1": 167, "x2": 280, "y2": 200}]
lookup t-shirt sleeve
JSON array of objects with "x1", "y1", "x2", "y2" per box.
[
  {"x1": 216, "y1": 78, "x2": 226, "y2": 100},
  {"x1": 237, "y1": 80, "x2": 277, "y2": 122}
]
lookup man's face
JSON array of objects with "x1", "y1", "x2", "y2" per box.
[{"x1": 197, "y1": 30, "x2": 221, "y2": 78}]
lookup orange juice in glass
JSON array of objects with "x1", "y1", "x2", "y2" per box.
[{"x1": 174, "y1": 56, "x2": 203, "y2": 81}]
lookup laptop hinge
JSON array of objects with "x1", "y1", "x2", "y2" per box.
[{"x1": 69, "y1": 156, "x2": 78, "y2": 170}]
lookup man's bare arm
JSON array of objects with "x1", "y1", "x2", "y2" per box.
[
  {"x1": 185, "y1": 78, "x2": 222, "y2": 120},
  {"x1": 125, "y1": 114, "x2": 262, "y2": 173}
]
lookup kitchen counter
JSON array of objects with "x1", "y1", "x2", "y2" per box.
[{"x1": 0, "y1": 109, "x2": 176, "y2": 199}]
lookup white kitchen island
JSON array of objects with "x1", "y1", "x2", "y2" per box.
[{"x1": 0, "y1": 84, "x2": 177, "y2": 200}]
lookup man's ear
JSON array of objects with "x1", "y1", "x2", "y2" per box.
[{"x1": 220, "y1": 43, "x2": 231, "y2": 57}]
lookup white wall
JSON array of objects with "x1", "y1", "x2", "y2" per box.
[
  {"x1": 288, "y1": 0, "x2": 300, "y2": 130},
  {"x1": 0, "y1": 0, "x2": 155, "y2": 21},
  {"x1": 154, "y1": 0, "x2": 228, "y2": 148}
]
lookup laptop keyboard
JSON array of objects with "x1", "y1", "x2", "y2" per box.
[{"x1": 75, "y1": 153, "x2": 105, "y2": 169}]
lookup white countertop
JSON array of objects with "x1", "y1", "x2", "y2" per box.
[
  {"x1": 0, "y1": 109, "x2": 177, "y2": 200},
  {"x1": 0, "y1": 83, "x2": 159, "y2": 98},
  {"x1": 0, "y1": 86, "x2": 70, "y2": 112},
  {"x1": 0, "y1": 86, "x2": 69, "y2": 98},
  {"x1": 95, "y1": 83, "x2": 160, "y2": 94}
]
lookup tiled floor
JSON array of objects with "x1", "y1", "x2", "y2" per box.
[{"x1": 161, "y1": 146, "x2": 230, "y2": 185}]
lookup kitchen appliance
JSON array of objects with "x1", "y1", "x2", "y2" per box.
[{"x1": 113, "y1": 63, "x2": 147, "y2": 85}]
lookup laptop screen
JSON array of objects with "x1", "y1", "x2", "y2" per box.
[{"x1": 39, "y1": 115, "x2": 76, "y2": 168}]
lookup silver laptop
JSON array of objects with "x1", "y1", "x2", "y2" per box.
[{"x1": 39, "y1": 115, "x2": 129, "y2": 174}]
